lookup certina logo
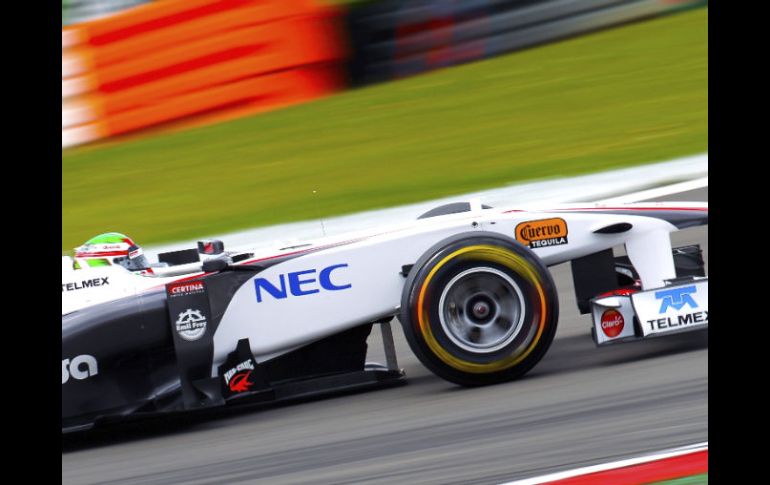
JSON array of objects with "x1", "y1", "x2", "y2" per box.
[
  {"x1": 62, "y1": 355, "x2": 98, "y2": 384},
  {"x1": 600, "y1": 310, "x2": 624, "y2": 338},
  {"x1": 175, "y1": 308, "x2": 207, "y2": 341},
  {"x1": 62, "y1": 277, "x2": 109, "y2": 292},
  {"x1": 168, "y1": 281, "x2": 205, "y2": 297},
  {"x1": 655, "y1": 286, "x2": 698, "y2": 313},
  {"x1": 254, "y1": 263, "x2": 352, "y2": 303},
  {"x1": 515, "y1": 218, "x2": 568, "y2": 249}
]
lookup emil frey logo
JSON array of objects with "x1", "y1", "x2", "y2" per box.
[
  {"x1": 655, "y1": 286, "x2": 698, "y2": 313},
  {"x1": 254, "y1": 264, "x2": 352, "y2": 302},
  {"x1": 175, "y1": 308, "x2": 207, "y2": 341}
]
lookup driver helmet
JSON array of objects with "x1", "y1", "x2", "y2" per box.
[{"x1": 73, "y1": 232, "x2": 149, "y2": 271}]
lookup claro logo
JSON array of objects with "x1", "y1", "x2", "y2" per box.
[
  {"x1": 255, "y1": 264, "x2": 352, "y2": 302},
  {"x1": 62, "y1": 355, "x2": 98, "y2": 384},
  {"x1": 600, "y1": 310, "x2": 625, "y2": 338}
]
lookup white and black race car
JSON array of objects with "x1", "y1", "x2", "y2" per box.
[{"x1": 62, "y1": 200, "x2": 708, "y2": 432}]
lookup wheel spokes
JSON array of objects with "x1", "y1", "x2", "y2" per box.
[
  {"x1": 466, "y1": 326, "x2": 482, "y2": 344},
  {"x1": 438, "y1": 266, "x2": 526, "y2": 353}
]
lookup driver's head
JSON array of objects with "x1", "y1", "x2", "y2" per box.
[{"x1": 73, "y1": 232, "x2": 149, "y2": 271}]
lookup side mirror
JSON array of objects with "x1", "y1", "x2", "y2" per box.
[
  {"x1": 202, "y1": 258, "x2": 228, "y2": 273},
  {"x1": 159, "y1": 248, "x2": 200, "y2": 266},
  {"x1": 202, "y1": 258, "x2": 264, "y2": 273},
  {"x1": 198, "y1": 240, "x2": 225, "y2": 255}
]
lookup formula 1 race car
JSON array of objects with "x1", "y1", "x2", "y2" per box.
[{"x1": 62, "y1": 200, "x2": 708, "y2": 432}]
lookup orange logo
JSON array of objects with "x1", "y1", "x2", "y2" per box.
[{"x1": 515, "y1": 218, "x2": 569, "y2": 248}]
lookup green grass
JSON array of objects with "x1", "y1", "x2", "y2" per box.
[
  {"x1": 62, "y1": 8, "x2": 707, "y2": 251},
  {"x1": 652, "y1": 473, "x2": 708, "y2": 484}
]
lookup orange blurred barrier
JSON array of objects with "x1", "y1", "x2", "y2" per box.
[
  {"x1": 63, "y1": 1, "x2": 321, "y2": 77},
  {"x1": 62, "y1": 0, "x2": 347, "y2": 148},
  {"x1": 63, "y1": 0, "x2": 320, "y2": 48}
]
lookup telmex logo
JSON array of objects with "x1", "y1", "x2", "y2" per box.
[
  {"x1": 515, "y1": 218, "x2": 569, "y2": 248},
  {"x1": 255, "y1": 264, "x2": 352, "y2": 302},
  {"x1": 655, "y1": 286, "x2": 698, "y2": 313},
  {"x1": 62, "y1": 277, "x2": 109, "y2": 292}
]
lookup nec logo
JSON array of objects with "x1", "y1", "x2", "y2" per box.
[
  {"x1": 254, "y1": 264, "x2": 352, "y2": 302},
  {"x1": 655, "y1": 286, "x2": 698, "y2": 313},
  {"x1": 62, "y1": 355, "x2": 98, "y2": 384}
]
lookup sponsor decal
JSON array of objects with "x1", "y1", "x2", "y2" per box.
[
  {"x1": 515, "y1": 218, "x2": 569, "y2": 248},
  {"x1": 92, "y1": 243, "x2": 123, "y2": 251},
  {"x1": 218, "y1": 339, "x2": 264, "y2": 397},
  {"x1": 224, "y1": 359, "x2": 255, "y2": 384},
  {"x1": 633, "y1": 281, "x2": 707, "y2": 336},
  {"x1": 655, "y1": 286, "x2": 698, "y2": 313},
  {"x1": 229, "y1": 371, "x2": 253, "y2": 392},
  {"x1": 647, "y1": 311, "x2": 708, "y2": 332},
  {"x1": 168, "y1": 281, "x2": 205, "y2": 298},
  {"x1": 600, "y1": 310, "x2": 625, "y2": 338},
  {"x1": 224, "y1": 359, "x2": 256, "y2": 393},
  {"x1": 62, "y1": 355, "x2": 98, "y2": 384},
  {"x1": 78, "y1": 243, "x2": 125, "y2": 255},
  {"x1": 255, "y1": 263, "x2": 352, "y2": 302},
  {"x1": 175, "y1": 308, "x2": 207, "y2": 341},
  {"x1": 61, "y1": 277, "x2": 109, "y2": 292}
]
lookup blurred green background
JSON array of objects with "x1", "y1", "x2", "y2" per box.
[{"x1": 62, "y1": 7, "x2": 707, "y2": 251}]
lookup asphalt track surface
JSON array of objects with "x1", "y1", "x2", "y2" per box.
[{"x1": 62, "y1": 188, "x2": 708, "y2": 485}]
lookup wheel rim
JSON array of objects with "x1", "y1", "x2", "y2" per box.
[{"x1": 438, "y1": 266, "x2": 526, "y2": 353}]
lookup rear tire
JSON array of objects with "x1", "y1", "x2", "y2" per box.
[{"x1": 400, "y1": 232, "x2": 558, "y2": 386}]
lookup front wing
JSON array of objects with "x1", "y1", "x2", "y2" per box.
[{"x1": 590, "y1": 277, "x2": 708, "y2": 346}]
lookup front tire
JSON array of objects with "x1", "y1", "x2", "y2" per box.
[{"x1": 400, "y1": 232, "x2": 558, "y2": 386}]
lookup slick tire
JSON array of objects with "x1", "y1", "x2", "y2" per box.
[{"x1": 400, "y1": 232, "x2": 559, "y2": 386}]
